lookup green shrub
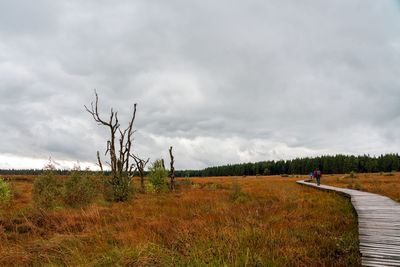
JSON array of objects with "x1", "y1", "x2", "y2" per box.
[
  {"x1": 384, "y1": 172, "x2": 395, "y2": 176},
  {"x1": 183, "y1": 177, "x2": 193, "y2": 186},
  {"x1": 192, "y1": 183, "x2": 201, "y2": 189},
  {"x1": 353, "y1": 182, "x2": 362, "y2": 190},
  {"x1": 280, "y1": 174, "x2": 289, "y2": 177},
  {"x1": 230, "y1": 179, "x2": 250, "y2": 203},
  {"x1": 33, "y1": 170, "x2": 63, "y2": 209},
  {"x1": 205, "y1": 182, "x2": 220, "y2": 190},
  {"x1": 347, "y1": 182, "x2": 363, "y2": 190},
  {"x1": 102, "y1": 177, "x2": 115, "y2": 202},
  {"x1": 148, "y1": 159, "x2": 168, "y2": 193},
  {"x1": 0, "y1": 177, "x2": 11, "y2": 204},
  {"x1": 182, "y1": 177, "x2": 192, "y2": 187},
  {"x1": 145, "y1": 183, "x2": 156, "y2": 194},
  {"x1": 349, "y1": 171, "x2": 358, "y2": 178},
  {"x1": 112, "y1": 173, "x2": 136, "y2": 201},
  {"x1": 99, "y1": 172, "x2": 136, "y2": 202},
  {"x1": 63, "y1": 171, "x2": 98, "y2": 208}
]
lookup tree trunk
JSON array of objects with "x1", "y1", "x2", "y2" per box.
[
  {"x1": 132, "y1": 154, "x2": 149, "y2": 193},
  {"x1": 169, "y1": 146, "x2": 175, "y2": 191}
]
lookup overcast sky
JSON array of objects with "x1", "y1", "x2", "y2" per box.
[{"x1": 1, "y1": 0, "x2": 400, "y2": 170}]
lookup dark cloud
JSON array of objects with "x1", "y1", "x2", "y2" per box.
[{"x1": 0, "y1": 0, "x2": 400, "y2": 169}]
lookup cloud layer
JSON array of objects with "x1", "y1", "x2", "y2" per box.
[{"x1": 1, "y1": 0, "x2": 400, "y2": 169}]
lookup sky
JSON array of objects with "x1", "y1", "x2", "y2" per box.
[{"x1": 0, "y1": 0, "x2": 400, "y2": 170}]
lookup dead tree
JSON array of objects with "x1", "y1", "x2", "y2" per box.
[
  {"x1": 169, "y1": 146, "x2": 175, "y2": 191},
  {"x1": 133, "y1": 154, "x2": 149, "y2": 192},
  {"x1": 161, "y1": 158, "x2": 166, "y2": 169},
  {"x1": 85, "y1": 90, "x2": 138, "y2": 201}
]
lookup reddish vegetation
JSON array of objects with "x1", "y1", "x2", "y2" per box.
[
  {"x1": 0, "y1": 175, "x2": 360, "y2": 266},
  {"x1": 321, "y1": 172, "x2": 400, "y2": 203}
]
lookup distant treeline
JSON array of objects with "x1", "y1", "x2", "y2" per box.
[
  {"x1": 1, "y1": 154, "x2": 399, "y2": 177},
  {"x1": 175, "y1": 154, "x2": 400, "y2": 177}
]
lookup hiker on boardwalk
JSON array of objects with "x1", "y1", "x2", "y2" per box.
[
  {"x1": 309, "y1": 171, "x2": 314, "y2": 180},
  {"x1": 314, "y1": 169, "x2": 322, "y2": 186}
]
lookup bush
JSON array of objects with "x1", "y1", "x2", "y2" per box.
[
  {"x1": 148, "y1": 159, "x2": 168, "y2": 193},
  {"x1": 33, "y1": 170, "x2": 63, "y2": 209},
  {"x1": 181, "y1": 177, "x2": 192, "y2": 188},
  {"x1": 101, "y1": 177, "x2": 115, "y2": 202},
  {"x1": 0, "y1": 177, "x2": 11, "y2": 204},
  {"x1": 192, "y1": 183, "x2": 201, "y2": 189},
  {"x1": 63, "y1": 171, "x2": 98, "y2": 208},
  {"x1": 203, "y1": 182, "x2": 220, "y2": 190},
  {"x1": 280, "y1": 174, "x2": 289, "y2": 177},
  {"x1": 353, "y1": 182, "x2": 362, "y2": 190},
  {"x1": 145, "y1": 183, "x2": 156, "y2": 194},
  {"x1": 9, "y1": 182, "x2": 23, "y2": 199},
  {"x1": 112, "y1": 173, "x2": 136, "y2": 201},
  {"x1": 384, "y1": 172, "x2": 395, "y2": 176},
  {"x1": 347, "y1": 182, "x2": 363, "y2": 190},
  {"x1": 99, "y1": 172, "x2": 136, "y2": 202},
  {"x1": 230, "y1": 179, "x2": 250, "y2": 203},
  {"x1": 349, "y1": 171, "x2": 358, "y2": 178},
  {"x1": 347, "y1": 183, "x2": 353, "y2": 189}
]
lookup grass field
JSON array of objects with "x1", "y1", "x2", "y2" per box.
[
  {"x1": 317, "y1": 172, "x2": 400, "y2": 203},
  {"x1": 0, "y1": 175, "x2": 360, "y2": 266}
]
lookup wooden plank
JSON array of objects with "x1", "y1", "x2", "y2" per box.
[{"x1": 297, "y1": 180, "x2": 400, "y2": 266}]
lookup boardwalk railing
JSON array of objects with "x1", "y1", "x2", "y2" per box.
[{"x1": 297, "y1": 180, "x2": 400, "y2": 267}]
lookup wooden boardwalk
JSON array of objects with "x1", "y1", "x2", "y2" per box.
[{"x1": 297, "y1": 180, "x2": 400, "y2": 267}]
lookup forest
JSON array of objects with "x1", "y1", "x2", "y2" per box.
[
  {"x1": 1, "y1": 153, "x2": 399, "y2": 177},
  {"x1": 175, "y1": 153, "x2": 400, "y2": 177}
]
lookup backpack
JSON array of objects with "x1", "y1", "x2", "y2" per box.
[{"x1": 316, "y1": 170, "x2": 321, "y2": 177}]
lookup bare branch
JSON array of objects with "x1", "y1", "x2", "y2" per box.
[
  {"x1": 97, "y1": 151, "x2": 104, "y2": 173},
  {"x1": 84, "y1": 90, "x2": 112, "y2": 126}
]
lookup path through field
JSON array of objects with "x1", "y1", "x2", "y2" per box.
[{"x1": 297, "y1": 180, "x2": 400, "y2": 267}]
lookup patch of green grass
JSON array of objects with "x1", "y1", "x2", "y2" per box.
[
  {"x1": 230, "y1": 179, "x2": 251, "y2": 203},
  {"x1": 384, "y1": 173, "x2": 395, "y2": 176}
]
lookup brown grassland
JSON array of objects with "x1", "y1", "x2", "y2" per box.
[
  {"x1": 0, "y1": 175, "x2": 360, "y2": 266},
  {"x1": 320, "y1": 172, "x2": 400, "y2": 203}
]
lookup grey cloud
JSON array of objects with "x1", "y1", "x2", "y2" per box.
[
  {"x1": 1, "y1": 0, "x2": 400, "y2": 169},
  {"x1": 0, "y1": 0, "x2": 60, "y2": 36}
]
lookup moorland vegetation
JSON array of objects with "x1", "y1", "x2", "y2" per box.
[
  {"x1": 322, "y1": 172, "x2": 400, "y2": 203},
  {"x1": 0, "y1": 175, "x2": 360, "y2": 266}
]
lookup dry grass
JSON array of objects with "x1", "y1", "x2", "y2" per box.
[
  {"x1": 320, "y1": 172, "x2": 400, "y2": 203},
  {"x1": 0, "y1": 175, "x2": 360, "y2": 266}
]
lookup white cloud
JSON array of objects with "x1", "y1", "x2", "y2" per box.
[{"x1": 0, "y1": 153, "x2": 97, "y2": 170}]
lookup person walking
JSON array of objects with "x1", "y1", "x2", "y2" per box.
[
  {"x1": 309, "y1": 171, "x2": 314, "y2": 180},
  {"x1": 314, "y1": 168, "x2": 322, "y2": 186}
]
